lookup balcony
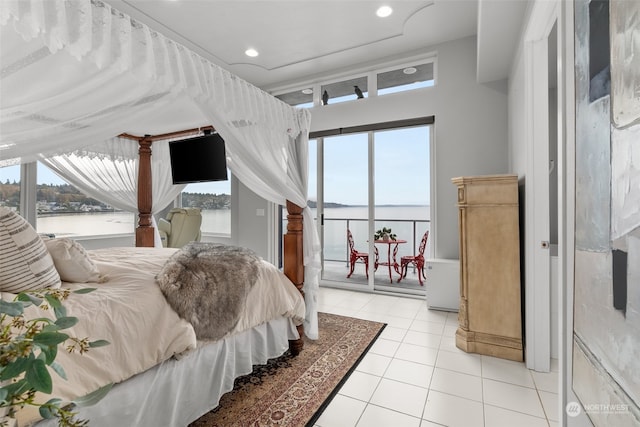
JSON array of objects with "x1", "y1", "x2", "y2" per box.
[{"x1": 319, "y1": 217, "x2": 430, "y2": 295}]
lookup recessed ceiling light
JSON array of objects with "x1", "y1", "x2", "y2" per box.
[
  {"x1": 301, "y1": 88, "x2": 313, "y2": 95},
  {"x1": 376, "y1": 6, "x2": 393, "y2": 18},
  {"x1": 245, "y1": 48, "x2": 259, "y2": 57},
  {"x1": 403, "y1": 67, "x2": 417, "y2": 75}
]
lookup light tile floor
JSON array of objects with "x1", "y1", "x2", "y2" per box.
[{"x1": 314, "y1": 287, "x2": 560, "y2": 427}]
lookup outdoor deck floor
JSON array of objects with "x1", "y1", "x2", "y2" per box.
[{"x1": 321, "y1": 260, "x2": 427, "y2": 296}]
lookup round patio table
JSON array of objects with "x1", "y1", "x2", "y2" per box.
[{"x1": 374, "y1": 239, "x2": 407, "y2": 283}]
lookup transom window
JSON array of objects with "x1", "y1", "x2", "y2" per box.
[
  {"x1": 273, "y1": 58, "x2": 436, "y2": 107},
  {"x1": 377, "y1": 62, "x2": 435, "y2": 95}
]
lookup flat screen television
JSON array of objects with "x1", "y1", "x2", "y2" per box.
[{"x1": 169, "y1": 133, "x2": 228, "y2": 184}]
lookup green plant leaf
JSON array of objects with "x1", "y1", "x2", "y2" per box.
[
  {"x1": 1, "y1": 378, "x2": 29, "y2": 401},
  {"x1": 0, "y1": 299, "x2": 24, "y2": 316},
  {"x1": 44, "y1": 397, "x2": 62, "y2": 405},
  {"x1": 54, "y1": 316, "x2": 78, "y2": 329},
  {"x1": 72, "y1": 383, "x2": 113, "y2": 407},
  {"x1": 88, "y1": 340, "x2": 110, "y2": 348},
  {"x1": 25, "y1": 359, "x2": 52, "y2": 393},
  {"x1": 41, "y1": 324, "x2": 60, "y2": 333},
  {"x1": 39, "y1": 403, "x2": 56, "y2": 419},
  {"x1": 40, "y1": 343, "x2": 58, "y2": 365},
  {"x1": 17, "y1": 292, "x2": 42, "y2": 306},
  {"x1": 53, "y1": 305, "x2": 67, "y2": 319},
  {"x1": 28, "y1": 317, "x2": 55, "y2": 324},
  {"x1": 44, "y1": 294, "x2": 62, "y2": 309},
  {"x1": 0, "y1": 356, "x2": 30, "y2": 380},
  {"x1": 0, "y1": 387, "x2": 7, "y2": 403},
  {"x1": 39, "y1": 398, "x2": 63, "y2": 419},
  {"x1": 49, "y1": 361, "x2": 67, "y2": 380},
  {"x1": 33, "y1": 331, "x2": 69, "y2": 347},
  {"x1": 73, "y1": 288, "x2": 96, "y2": 294}
]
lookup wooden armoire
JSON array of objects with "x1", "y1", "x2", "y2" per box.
[{"x1": 451, "y1": 174, "x2": 523, "y2": 362}]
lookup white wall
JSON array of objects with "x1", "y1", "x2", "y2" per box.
[
  {"x1": 509, "y1": 44, "x2": 527, "y2": 176},
  {"x1": 308, "y1": 36, "x2": 509, "y2": 259},
  {"x1": 236, "y1": 180, "x2": 270, "y2": 259}
]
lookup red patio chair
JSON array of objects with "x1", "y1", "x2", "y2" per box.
[
  {"x1": 347, "y1": 229, "x2": 378, "y2": 278},
  {"x1": 398, "y1": 230, "x2": 429, "y2": 285}
]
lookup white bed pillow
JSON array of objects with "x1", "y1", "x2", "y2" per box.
[
  {"x1": 44, "y1": 238, "x2": 105, "y2": 283},
  {"x1": 0, "y1": 207, "x2": 61, "y2": 293}
]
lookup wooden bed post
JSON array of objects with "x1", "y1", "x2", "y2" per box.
[
  {"x1": 284, "y1": 200, "x2": 305, "y2": 355},
  {"x1": 121, "y1": 127, "x2": 216, "y2": 248},
  {"x1": 136, "y1": 136, "x2": 155, "y2": 247}
]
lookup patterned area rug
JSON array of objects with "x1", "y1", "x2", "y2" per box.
[{"x1": 189, "y1": 312, "x2": 386, "y2": 427}]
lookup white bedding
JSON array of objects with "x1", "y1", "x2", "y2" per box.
[
  {"x1": 34, "y1": 317, "x2": 298, "y2": 427},
  {"x1": 7, "y1": 246, "x2": 305, "y2": 426}
]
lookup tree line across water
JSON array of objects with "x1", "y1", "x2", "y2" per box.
[{"x1": 0, "y1": 182, "x2": 230, "y2": 212}]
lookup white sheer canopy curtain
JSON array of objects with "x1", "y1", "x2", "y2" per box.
[
  {"x1": 0, "y1": 1, "x2": 190, "y2": 166},
  {"x1": 201, "y1": 101, "x2": 320, "y2": 339},
  {"x1": 41, "y1": 138, "x2": 184, "y2": 247},
  {"x1": 0, "y1": 0, "x2": 320, "y2": 338}
]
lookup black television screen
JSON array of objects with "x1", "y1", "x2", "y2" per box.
[{"x1": 169, "y1": 133, "x2": 228, "y2": 184}]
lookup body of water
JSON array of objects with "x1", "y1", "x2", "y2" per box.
[
  {"x1": 37, "y1": 211, "x2": 136, "y2": 237},
  {"x1": 36, "y1": 210, "x2": 232, "y2": 237},
  {"x1": 36, "y1": 206, "x2": 429, "y2": 261}
]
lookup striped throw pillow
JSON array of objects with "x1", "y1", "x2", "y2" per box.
[{"x1": 0, "y1": 207, "x2": 61, "y2": 293}]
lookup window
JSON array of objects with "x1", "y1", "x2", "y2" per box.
[
  {"x1": 3, "y1": 163, "x2": 232, "y2": 237},
  {"x1": 321, "y1": 76, "x2": 368, "y2": 105},
  {"x1": 35, "y1": 162, "x2": 134, "y2": 237},
  {"x1": 274, "y1": 57, "x2": 436, "y2": 107},
  {"x1": 377, "y1": 62, "x2": 435, "y2": 95},
  {"x1": 181, "y1": 175, "x2": 231, "y2": 235},
  {"x1": 0, "y1": 165, "x2": 21, "y2": 214},
  {"x1": 275, "y1": 90, "x2": 314, "y2": 108}
]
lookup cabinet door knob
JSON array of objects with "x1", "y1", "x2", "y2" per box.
[{"x1": 541, "y1": 241, "x2": 550, "y2": 249}]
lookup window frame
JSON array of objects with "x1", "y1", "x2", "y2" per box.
[{"x1": 270, "y1": 53, "x2": 437, "y2": 107}]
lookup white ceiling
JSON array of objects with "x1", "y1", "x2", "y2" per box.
[{"x1": 105, "y1": 0, "x2": 528, "y2": 93}]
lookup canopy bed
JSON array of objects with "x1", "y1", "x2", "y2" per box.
[{"x1": 0, "y1": 1, "x2": 321, "y2": 425}]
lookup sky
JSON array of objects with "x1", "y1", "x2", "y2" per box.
[
  {"x1": 1, "y1": 127, "x2": 430, "y2": 206},
  {"x1": 310, "y1": 126, "x2": 430, "y2": 205}
]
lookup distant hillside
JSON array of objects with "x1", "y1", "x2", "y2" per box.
[
  {"x1": 306, "y1": 200, "x2": 347, "y2": 208},
  {"x1": 0, "y1": 182, "x2": 105, "y2": 210},
  {"x1": 181, "y1": 192, "x2": 230, "y2": 209},
  {"x1": 0, "y1": 183, "x2": 231, "y2": 211}
]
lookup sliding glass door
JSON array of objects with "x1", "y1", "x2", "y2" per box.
[
  {"x1": 373, "y1": 127, "x2": 431, "y2": 294},
  {"x1": 314, "y1": 123, "x2": 431, "y2": 296},
  {"x1": 317, "y1": 133, "x2": 371, "y2": 290}
]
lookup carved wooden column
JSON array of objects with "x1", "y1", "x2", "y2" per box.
[
  {"x1": 135, "y1": 137, "x2": 155, "y2": 247},
  {"x1": 284, "y1": 200, "x2": 305, "y2": 355}
]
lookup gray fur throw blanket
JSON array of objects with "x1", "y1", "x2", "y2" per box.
[{"x1": 155, "y1": 242, "x2": 261, "y2": 341}]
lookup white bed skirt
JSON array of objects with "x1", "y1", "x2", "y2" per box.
[{"x1": 33, "y1": 317, "x2": 299, "y2": 427}]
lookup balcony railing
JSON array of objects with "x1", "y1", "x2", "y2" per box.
[{"x1": 321, "y1": 217, "x2": 430, "y2": 264}]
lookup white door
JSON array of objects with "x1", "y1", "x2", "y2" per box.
[{"x1": 525, "y1": 1, "x2": 559, "y2": 372}]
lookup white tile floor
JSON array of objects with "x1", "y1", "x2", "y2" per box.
[{"x1": 314, "y1": 287, "x2": 560, "y2": 427}]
